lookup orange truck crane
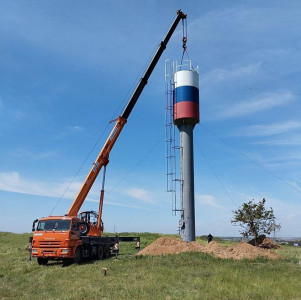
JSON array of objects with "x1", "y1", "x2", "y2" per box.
[{"x1": 31, "y1": 10, "x2": 187, "y2": 265}]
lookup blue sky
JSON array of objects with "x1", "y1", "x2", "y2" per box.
[{"x1": 1, "y1": 1, "x2": 301, "y2": 237}]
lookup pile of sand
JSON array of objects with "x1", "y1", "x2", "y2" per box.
[
  {"x1": 201, "y1": 241, "x2": 229, "y2": 258},
  {"x1": 137, "y1": 237, "x2": 279, "y2": 260},
  {"x1": 137, "y1": 237, "x2": 204, "y2": 256},
  {"x1": 216, "y1": 242, "x2": 278, "y2": 259}
]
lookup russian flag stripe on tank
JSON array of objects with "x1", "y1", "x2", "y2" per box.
[
  {"x1": 174, "y1": 102, "x2": 199, "y2": 120},
  {"x1": 173, "y1": 70, "x2": 199, "y2": 125},
  {"x1": 174, "y1": 86, "x2": 199, "y2": 103}
]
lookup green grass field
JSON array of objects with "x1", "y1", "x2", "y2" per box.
[{"x1": 0, "y1": 232, "x2": 301, "y2": 299}]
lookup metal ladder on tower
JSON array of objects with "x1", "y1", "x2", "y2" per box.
[{"x1": 165, "y1": 60, "x2": 182, "y2": 217}]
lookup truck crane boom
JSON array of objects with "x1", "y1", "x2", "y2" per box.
[
  {"x1": 67, "y1": 116, "x2": 126, "y2": 216},
  {"x1": 67, "y1": 9, "x2": 186, "y2": 217},
  {"x1": 31, "y1": 10, "x2": 187, "y2": 265}
]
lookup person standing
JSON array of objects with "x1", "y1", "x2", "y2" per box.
[{"x1": 207, "y1": 233, "x2": 213, "y2": 243}]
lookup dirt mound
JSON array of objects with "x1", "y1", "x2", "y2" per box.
[
  {"x1": 248, "y1": 235, "x2": 266, "y2": 246},
  {"x1": 248, "y1": 237, "x2": 281, "y2": 249},
  {"x1": 228, "y1": 242, "x2": 278, "y2": 259},
  {"x1": 137, "y1": 237, "x2": 204, "y2": 256},
  {"x1": 202, "y1": 241, "x2": 278, "y2": 259},
  {"x1": 259, "y1": 238, "x2": 281, "y2": 249},
  {"x1": 137, "y1": 237, "x2": 279, "y2": 260},
  {"x1": 202, "y1": 241, "x2": 229, "y2": 257}
]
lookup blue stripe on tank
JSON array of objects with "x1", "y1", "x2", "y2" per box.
[{"x1": 174, "y1": 86, "x2": 199, "y2": 104}]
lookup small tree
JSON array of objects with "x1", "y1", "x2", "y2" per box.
[{"x1": 231, "y1": 198, "x2": 281, "y2": 245}]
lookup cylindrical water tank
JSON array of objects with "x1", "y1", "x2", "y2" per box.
[{"x1": 173, "y1": 70, "x2": 199, "y2": 126}]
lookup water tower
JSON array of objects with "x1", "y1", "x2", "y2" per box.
[{"x1": 166, "y1": 60, "x2": 199, "y2": 242}]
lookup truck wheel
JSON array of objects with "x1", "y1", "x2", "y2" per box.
[
  {"x1": 74, "y1": 247, "x2": 82, "y2": 264},
  {"x1": 97, "y1": 245, "x2": 104, "y2": 260},
  {"x1": 37, "y1": 257, "x2": 48, "y2": 265},
  {"x1": 79, "y1": 222, "x2": 90, "y2": 236},
  {"x1": 104, "y1": 245, "x2": 111, "y2": 259}
]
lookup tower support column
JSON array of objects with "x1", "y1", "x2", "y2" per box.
[
  {"x1": 179, "y1": 124, "x2": 195, "y2": 242},
  {"x1": 172, "y1": 65, "x2": 199, "y2": 242}
]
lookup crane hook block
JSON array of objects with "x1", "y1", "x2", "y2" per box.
[
  {"x1": 177, "y1": 9, "x2": 187, "y2": 19},
  {"x1": 182, "y1": 36, "x2": 187, "y2": 51}
]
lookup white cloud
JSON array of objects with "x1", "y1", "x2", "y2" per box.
[
  {"x1": 196, "y1": 194, "x2": 223, "y2": 209},
  {"x1": 53, "y1": 125, "x2": 85, "y2": 140},
  {"x1": 11, "y1": 148, "x2": 58, "y2": 159},
  {"x1": 251, "y1": 152, "x2": 301, "y2": 171},
  {"x1": 102, "y1": 200, "x2": 154, "y2": 211},
  {"x1": 234, "y1": 121, "x2": 301, "y2": 137},
  {"x1": 66, "y1": 125, "x2": 83, "y2": 132},
  {"x1": 0, "y1": 171, "x2": 158, "y2": 214},
  {"x1": 0, "y1": 3, "x2": 150, "y2": 69},
  {"x1": 0, "y1": 171, "x2": 48, "y2": 196},
  {"x1": 254, "y1": 134, "x2": 301, "y2": 146},
  {"x1": 215, "y1": 92, "x2": 294, "y2": 120},
  {"x1": 200, "y1": 62, "x2": 262, "y2": 87},
  {"x1": 125, "y1": 187, "x2": 153, "y2": 203},
  {"x1": 286, "y1": 213, "x2": 299, "y2": 220},
  {"x1": 35, "y1": 151, "x2": 58, "y2": 159},
  {"x1": 0, "y1": 171, "x2": 81, "y2": 199}
]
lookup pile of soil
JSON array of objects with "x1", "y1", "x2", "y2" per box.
[
  {"x1": 137, "y1": 237, "x2": 204, "y2": 256},
  {"x1": 218, "y1": 242, "x2": 278, "y2": 259},
  {"x1": 195, "y1": 241, "x2": 278, "y2": 260},
  {"x1": 259, "y1": 238, "x2": 281, "y2": 249},
  {"x1": 137, "y1": 237, "x2": 279, "y2": 260},
  {"x1": 248, "y1": 235, "x2": 266, "y2": 246},
  {"x1": 202, "y1": 241, "x2": 229, "y2": 258},
  {"x1": 248, "y1": 237, "x2": 281, "y2": 249}
]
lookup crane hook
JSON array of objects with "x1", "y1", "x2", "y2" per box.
[{"x1": 182, "y1": 36, "x2": 187, "y2": 52}]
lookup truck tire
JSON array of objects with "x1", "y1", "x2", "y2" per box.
[
  {"x1": 97, "y1": 245, "x2": 104, "y2": 260},
  {"x1": 74, "y1": 247, "x2": 82, "y2": 264},
  {"x1": 79, "y1": 222, "x2": 90, "y2": 236},
  {"x1": 37, "y1": 257, "x2": 48, "y2": 265},
  {"x1": 104, "y1": 245, "x2": 111, "y2": 258}
]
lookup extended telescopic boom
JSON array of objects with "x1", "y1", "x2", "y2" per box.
[
  {"x1": 67, "y1": 10, "x2": 186, "y2": 216},
  {"x1": 122, "y1": 10, "x2": 187, "y2": 119}
]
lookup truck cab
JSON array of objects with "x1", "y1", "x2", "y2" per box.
[{"x1": 31, "y1": 215, "x2": 82, "y2": 264}]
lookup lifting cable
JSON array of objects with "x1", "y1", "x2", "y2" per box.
[{"x1": 181, "y1": 17, "x2": 190, "y2": 64}]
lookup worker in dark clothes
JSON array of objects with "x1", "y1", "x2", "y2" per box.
[{"x1": 207, "y1": 233, "x2": 213, "y2": 243}]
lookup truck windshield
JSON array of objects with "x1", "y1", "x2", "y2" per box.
[{"x1": 37, "y1": 220, "x2": 71, "y2": 231}]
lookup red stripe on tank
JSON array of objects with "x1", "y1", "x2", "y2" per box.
[{"x1": 174, "y1": 102, "x2": 199, "y2": 121}]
